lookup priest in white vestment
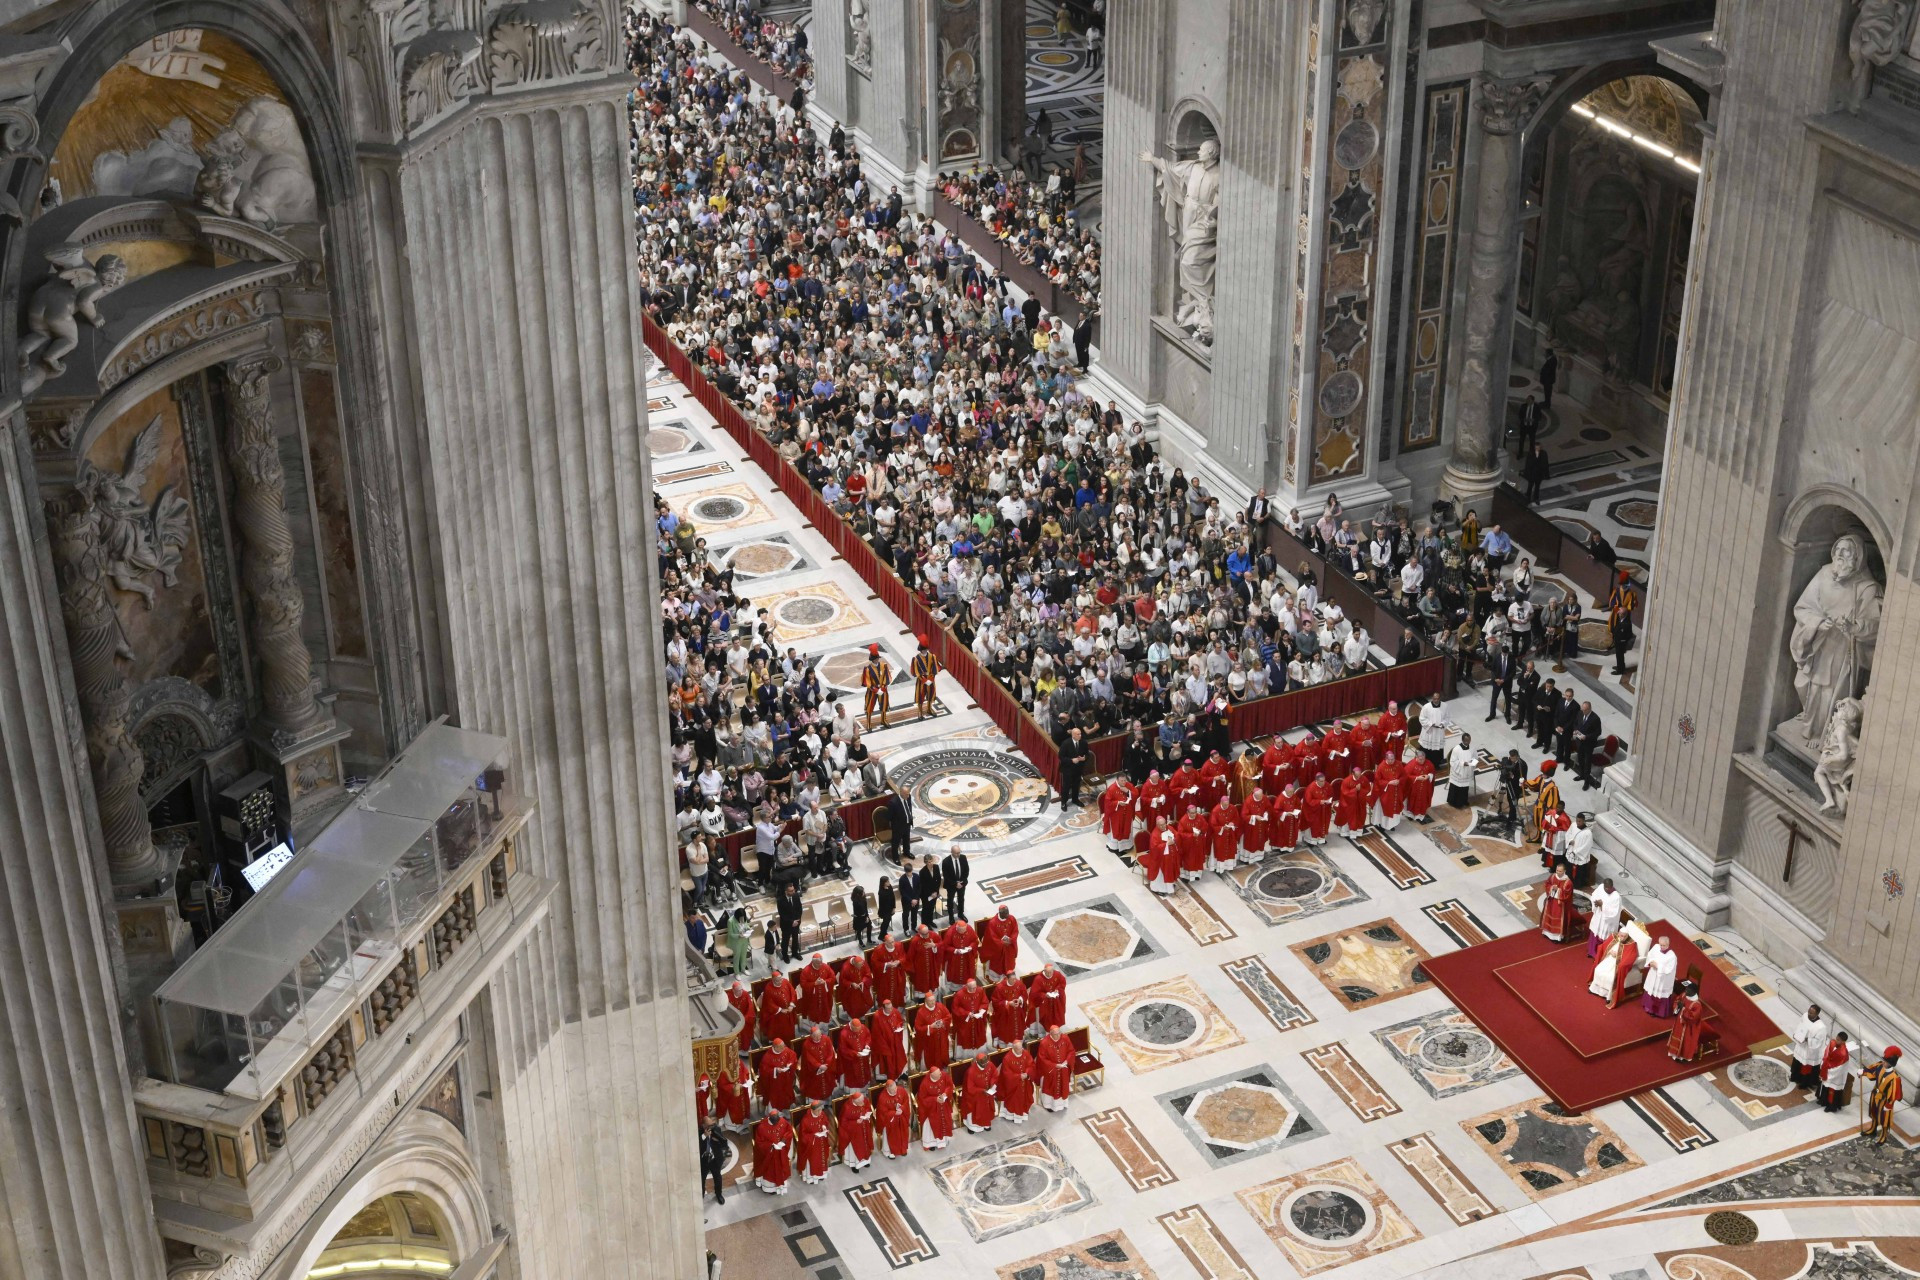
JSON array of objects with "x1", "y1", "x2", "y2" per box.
[
  {"x1": 1585, "y1": 879, "x2": 1622, "y2": 959},
  {"x1": 1641, "y1": 936, "x2": 1679, "y2": 1017},
  {"x1": 1790, "y1": 1004, "x2": 1830, "y2": 1088}
]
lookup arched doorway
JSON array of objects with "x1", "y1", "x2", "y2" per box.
[
  {"x1": 1508, "y1": 72, "x2": 1703, "y2": 580},
  {"x1": 303, "y1": 1193, "x2": 456, "y2": 1279}
]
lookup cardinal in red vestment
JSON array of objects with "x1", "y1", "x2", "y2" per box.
[
  {"x1": 799, "y1": 1026, "x2": 839, "y2": 1102},
  {"x1": 1274, "y1": 785, "x2": 1303, "y2": 851},
  {"x1": 1260, "y1": 740, "x2": 1289, "y2": 795},
  {"x1": 837, "y1": 1016, "x2": 875, "y2": 1090},
  {"x1": 837, "y1": 953, "x2": 875, "y2": 1020},
  {"x1": 1177, "y1": 808, "x2": 1210, "y2": 879},
  {"x1": 875, "y1": 1078, "x2": 913, "y2": 1157},
  {"x1": 1208, "y1": 796, "x2": 1240, "y2": 873},
  {"x1": 713, "y1": 1068, "x2": 736, "y2": 1131},
  {"x1": 1101, "y1": 777, "x2": 1137, "y2": 853},
  {"x1": 991, "y1": 974, "x2": 1029, "y2": 1047},
  {"x1": 1353, "y1": 717, "x2": 1382, "y2": 773},
  {"x1": 837, "y1": 1090, "x2": 875, "y2": 1170},
  {"x1": 722, "y1": 1059, "x2": 753, "y2": 1128},
  {"x1": 1321, "y1": 723, "x2": 1352, "y2": 780},
  {"x1": 753, "y1": 1111, "x2": 795, "y2": 1193},
  {"x1": 1404, "y1": 753, "x2": 1436, "y2": 818},
  {"x1": 1200, "y1": 750, "x2": 1231, "y2": 809},
  {"x1": 1294, "y1": 734, "x2": 1326, "y2": 786},
  {"x1": 1667, "y1": 984, "x2": 1707, "y2": 1061},
  {"x1": 1335, "y1": 771, "x2": 1372, "y2": 836},
  {"x1": 1171, "y1": 761, "x2": 1204, "y2": 814},
  {"x1": 1139, "y1": 771, "x2": 1170, "y2": 841},
  {"x1": 760, "y1": 972, "x2": 798, "y2": 1045},
  {"x1": 1540, "y1": 866, "x2": 1575, "y2": 942},
  {"x1": 1037, "y1": 1026, "x2": 1075, "y2": 1111},
  {"x1": 871, "y1": 999, "x2": 909, "y2": 1078},
  {"x1": 913, "y1": 997, "x2": 953, "y2": 1070},
  {"x1": 1240, "y1": 786, "x2": 1271, "y2": 862},
  {"x1": 1374, "y1": 757, "x2": 1405, "y2": 828},
  {"x1": 1028, "y1": 963, "x2": 1067, "y2": 1036},
  {"x1": 727, "y1": 980, "x2": 757, "y2": 1051},
  {"x1": 1302, "y1": 774, "x2": 1334, "y2": 844},
  {"x1": 961, "y1": 1053, "x2": 998, "y2": 1133},
  {"x1": 1381, "y1": 700, "x2": 1409, "y2": 759},
  {"x1": 869, "y1": 934, "x2": 909, "y2": 1007},
  {"x1": 758, "y1": 1037, "x2": 798, "y2": 1111},
  {"x1": 917, "y1": 1066, "x2": 956, "y2": 1149},
  {"x1": 797, "y1": 954, "x2": 836, "y2": 1025},
  {"x1": 1145, "y1": 819, "x2": 1177, "y2": 894},
  {"x1": 998, "y1": 1042, "x2": 1037, "y2": 1122},
  {"x1": 907, "y1": 925, "x2": 942, "y2": 998},
  {"x1": 797, "y1": 1102, "x2": 832, "y2": 1183},
  {"x1": 941, "y1": 918, "x2": 980, "y2": 989},
  {"x1": 980, "y1": 906, "x2": 1020, "y2": 979},
  {"x1": 951, "y1": 978, "x2": 990, "y2": 1053}
]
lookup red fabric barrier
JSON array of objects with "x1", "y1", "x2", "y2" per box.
[{"x1": 1086, "y1": 657, "x2": 1449, "y2": 776}]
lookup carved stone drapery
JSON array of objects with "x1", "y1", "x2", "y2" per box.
[
  {"x1": 44, "y1": 488, "x2": 160, "y2": 889},
  {"x1": 222, "y1": 357, "x2": 324, "y2": 734}
]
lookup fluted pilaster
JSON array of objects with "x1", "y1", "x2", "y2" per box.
[
  {"x1": 0, "y1": 422, "x2": 164, "y2": 1279},
  {"x1": 867, "y1": 0, "x2": 916, "y2": 178},
  {"x1": 1443, "y1": 75, "x2": 1549, "y2": 505},
  {"x1": 810, "y1": 0, "x2": 849, "y2": 122},
  {"x1": 398, "y1": 76, "x2": 698, "y2": 1280},
  {"x1": 1096, "y1": 0, "x2": 1167, "y2": 397},
  {"x1": 224, "y1": 357, "x2": 324, "y2": 735}
]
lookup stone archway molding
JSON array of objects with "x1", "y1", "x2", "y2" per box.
[
  {"x1": 1775, "y1": 482, "x2": 1896, "y2": 561},
  {"x1": 262, "y1": 1112, "x2": 492, "y2": 1280}
]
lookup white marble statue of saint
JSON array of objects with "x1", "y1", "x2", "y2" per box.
[
  {"x1": 1786, "y1": 533, "x2": 1881, "y2": 747},
  {"x1": 1138, "y1": 139, "x2": 1222, "y2": 344},
  {"x1": 1814, "y1": 697, "x2": 1862, "y2": 816}
]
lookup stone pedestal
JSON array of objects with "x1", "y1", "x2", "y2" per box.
[{"x1": 253, "y1": 707, "x2": 352, "y2": 842}]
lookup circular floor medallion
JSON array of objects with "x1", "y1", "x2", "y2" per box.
[
  {"x1": 1727, "y1": 1055, "x2": 1795, "y2": 1097},
  {"x1": 1041, "y1": 913, "x2": 1134, "y2": 969},
  {"x1": 690, "y1": 495, "x2": 747, "y2": 523},
  {"x1": 1318, "y1": 370, "x2": 1364, "y2": 419},
  {"x1": 1190, "y1": 1084, "x2": 1293, "y2": 1145},
  {"x1": 1284, "y1": 1187, "x2": 1372, "y2": 1243},
  {"x1": 726, "y1": 541, "x2": 799, "y2": 576},
  {"x1": 1613, "y1": 499, "x2": 1659, "y2": 529},
  {"x1": 1704, "y1": 1211, "x2": 1759, "y2": 1246},
  {"x1": 1419, "y1": 1028, "x2": 1497, "y2": 1072},
  {"x1": 888, "y1": 747, "x2": 1051, "y2": 845},
  {"x1": 647, "y1": 427, "x2": 691, "y2": 455},
  {"x1": 774, "y1": 595, "x2": 840, "y2": 628},
  {"x1": 973, "y1": 1162, "x2": 1053, "y2": 1207},
  {"x1": 1126, "y1": 1000, "x2": 1199, "y2": 1047},
  {"x1": 1255, "y1": 864, "x2": 1327, "y2": 900}
]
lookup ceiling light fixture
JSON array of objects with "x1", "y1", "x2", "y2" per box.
[{"x1": 1570, "y1": 103, "x2": 1702, "y2": 174}]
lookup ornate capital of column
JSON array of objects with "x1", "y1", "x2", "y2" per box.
[{"x1": 1477, "y1": 75, "x2": 1552, "y2": 136}]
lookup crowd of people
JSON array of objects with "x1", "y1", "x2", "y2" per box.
[
  {"x1": 688, "y1": 0, "x2": 813, "y2": 86},
  {"x1": 939, "y1": 163, "x2": 1101, "y2": 309},
  {"x1": 629, "y1": 12, "x2": 1417, "y2": 760}
]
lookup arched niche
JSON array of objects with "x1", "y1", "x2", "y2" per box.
[
  {"x1": 1167, "y1": 98, "x2": 1222, "y2": 159},
  {"x1": 1767, "y1": 497, "x2": 1886, "y2": 787},
  {"x1": 265, "y1": 1114, "x2": 492, "y2": 1280}
]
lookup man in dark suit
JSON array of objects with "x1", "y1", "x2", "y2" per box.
[
  {"x1": 916, "y1": 855, "x2": 940, "y2": 930},
  {"x1": 1531, "y1": 679, "x2": 1559, "y2": 750},
  {"x1": 1486, "y1": 641, "x2": 1516, "y2": 723},
  {"x1": 776, "y1": 883, "x2": 804, "y2": 962},
  {"x1": 1585, "y1": 529, "x2": 1618, "y2": 569},
  {"x1": 1552, "y1": 690, "x2": 1580, "y2": 763},
  {"x1": 699, "y1": 1121, "x2": 729, "y2": 1203},
  {"x1": 940, "y1": 844, "x2": 971, "y2": 926},
  {"x1": 1571, "y1": 700, "x2": 1604, "y2": 788},
  {"x1": 1539, "y1": 347, "x2": 1559, "y2": 410},
  {"x1": 1516, "y1": 394, "x2": 1542, "y2": 455},
  {"x1": 1514, "y1": 659, "x2": 1541, "y2": 732},
  {"x1": 882, "y1": 785, "x2": 913, "y2": 865},
  {"x1": 1060, "y1": 727, "x2": 1091, "y2": 808},
  {"x1": 1522, "y1": 443, "x2": 1551, "y2": 505}
]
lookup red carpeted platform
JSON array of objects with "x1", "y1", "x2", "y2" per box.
[{"x1": 1424, "y1": 919, "x2": 1783, "y2": 1112}]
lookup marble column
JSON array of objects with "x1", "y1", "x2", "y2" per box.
[
  {"x1": 1094, "y1": 0, "x2": 1167, "y2": 401},
  {"x1": 1442, "y1": 75, "x2": 1549, "y2": 506},
  {"x1": 0, "y1": 420, "x2": 165, "y2": 1280},
  {"x1": 397, "y1": 77, "x2": 699, "y2": 1280},
  {"x1": 223, "y1": 357, "x2": 325, "y2": 735},
  {"x1": 865, "y1": 0, "x2": 918, "y2": 188},
  {"x1": 43, "y1": 486, "x2": 158, "y2": 889},
  {"x1": 808, "y1": 0, "x2": 849, "y2": 128}
]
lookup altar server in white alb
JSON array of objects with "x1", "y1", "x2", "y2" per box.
[
  {"x1": 1585, "y1": 878, "x2": 1622, "y2": 960},
  {"x1": 1789, "y1": 1004, "x2": 1831, "y2": 1089},
  {"x1": 1641, "y1": 935, "x2": 1679, "y2": 1017}
]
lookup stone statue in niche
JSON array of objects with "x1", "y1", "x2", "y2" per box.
[
  {"x1": 77, "y1": 416, "x2": 193, "y2": 611},
  {"x1": 19, "y1": 243, "x2": 128, "y2": 387},
  {"x1": 1847, "y1": 0, "x2": 1912, "y2": 114},
  {"x1": 1814, "y1": 697, "x2": 1862, "y2": 816},
  {"x1": 1785, "y1": 533, "x2": 1882, "y2": 748},
  {"x1": 195, "y1": 97, "x2": 318, "y2": 227},
  {"x1": 849, "y1": 0, "x2": 872, "y2": 71},
  {"x1": 1139, "y1": 138, "x2": 1222, "y2": 345}
]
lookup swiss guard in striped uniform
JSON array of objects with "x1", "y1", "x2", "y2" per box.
[
  {"x1": 910, "y1": 635, "x2": 942, "y2": 719},
  {"x1": 1861, "y1": 1046, "x2": 1905, "y2": 1144},
  {"x1": 862, "y1": 643, "x2": 893, "y2": 730}
]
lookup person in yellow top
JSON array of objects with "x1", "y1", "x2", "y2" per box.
[
  {"x1": 1524, "y1": 759, "x2": 1561, "y2": 843},
  {"x1": 861, "y1": 644, "x2": 894, "y2": 730},
  {"x1": 1860, "y1": 1046, "x2": 1905, "y2": 1144},
  {"x1": 909, "y1": 636, "x2": 943, "y2": 719}
]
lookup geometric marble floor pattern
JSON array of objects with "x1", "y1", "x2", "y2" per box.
[{"x1": 653, "y1": 341, "x2": 1916, "y2": 1280}]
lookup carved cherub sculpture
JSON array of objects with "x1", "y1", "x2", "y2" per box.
[
  {"x1": 195, "y1": 129, "x2": 249, "y2": 217},
  {"x1": 1814, "y1": 697, "x2": 1862, "y2": 816},
  {"x1": 20, "y1": 244, "x2": 128, "y2": 383}
]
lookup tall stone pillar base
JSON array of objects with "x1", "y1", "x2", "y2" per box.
[
  {"x1": 252, "y1": 705, "x2": 351, "y2": 842},
  {"x1": 1593, "y1": 761, "x2": 1733, "y2": 928},
  {"x1": 1437, "y1": 462, "x2": 1503, "y2": 516},
  {"x1": 115, "y1": 871, "x2": 194, "y2": 1074}
]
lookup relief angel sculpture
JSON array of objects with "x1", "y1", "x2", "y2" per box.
[{"x1": 77, "y1": 416, "x2": 193, "y2": 608}]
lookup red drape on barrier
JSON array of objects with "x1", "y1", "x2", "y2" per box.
[{"x1": 644, "y1": 316, "x2": 1448, "y2": 792}]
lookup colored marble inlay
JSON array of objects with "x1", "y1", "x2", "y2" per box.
[
  {"x1": 1084, "y1": 976, "x2": 1246, "y2": 1075},
  {"x1": 1289, "y1": 918, "x2": 1434, "y2": 1010},
  {"x1": 1225, "y1": 848, "x2": 1368, "y2": 925},
  {"x1": 844, "y1": 1178, "x2": 938, "y2": 1269},
  {"x1": 1236, "y1": 1156, "x2": 1422, "y2": 1275},
  {"x1": 1080, "y1": 1108, "x2": 1178, "y2": 1191},
  {"x1": 1303, "y1": 1042, "x2": 1402, "y2": 1122},
  {"x1": 1026, "y1": 896, "x2": 1166, "y2": 978},
  {"x1": 1372, "y1": 1007, "x2": 1520, "y2": 1098},
  {"x1": 1220, "y1": 955, "x2": 1318, "y2": 1032},
  {"x1": 1387, "y1": 1132, "x2": 1497, "y2": 1225},
  {"x1": 1158, "y1": 1205, "x2": 1255, "y2": 1280},
  {"x1": 995, "y1": 1230, "x2": 1157, "y2": 1280},
  {"x1": 1462, "y1": 1096, "x2": 1645, "y2": 1200},
  {"x1": 1157, "y1": 1063, "x2": 1327, "y2": 1167},
  {"x1": 931, "y1": 1132, "x2": 1094, "y2": 1243}
]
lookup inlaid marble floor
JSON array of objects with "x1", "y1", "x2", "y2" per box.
[{"x1": 648, "y1": 360, "x2": 1920, "y2": 1280}]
